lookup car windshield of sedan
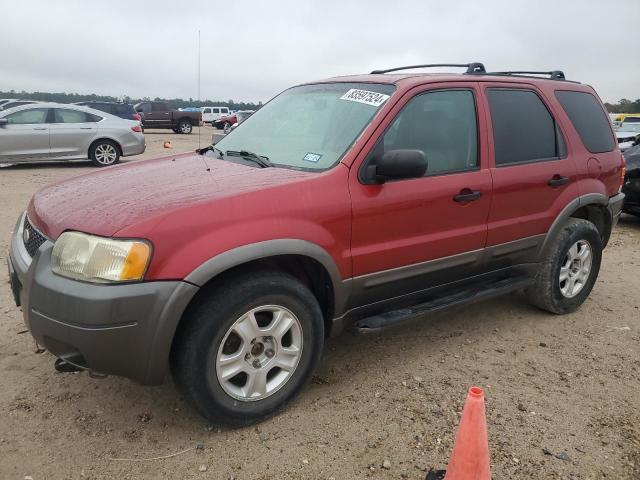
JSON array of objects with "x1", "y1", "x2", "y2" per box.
[{"x1": 212, "y1": 82, "x2": 396, "y2": 170}]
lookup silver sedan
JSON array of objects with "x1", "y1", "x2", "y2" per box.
[{"x1": 0, "y1": 103, "x2": 145, "y2": 167}]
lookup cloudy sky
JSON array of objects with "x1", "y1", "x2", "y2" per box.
[{"x1": 2, "y1": 0, "x2": 639, "y2": 104}]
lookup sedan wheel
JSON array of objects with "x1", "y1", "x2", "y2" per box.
[{"x1": 90, "y1": 140, "x2": 120, "y2": 167}]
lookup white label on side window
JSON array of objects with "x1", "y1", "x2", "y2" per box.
[{"x1": 340, "y1": 89, "x2": 390, "y2": 107}]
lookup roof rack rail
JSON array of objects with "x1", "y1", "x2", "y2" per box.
[
  {"x1": 488, "y1": 70, "x2": 566, "y2": 80},
  {"x1": 370, "y1": 62, "x2": 486, "y2": 75}
]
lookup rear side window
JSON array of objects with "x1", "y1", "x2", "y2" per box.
[
  {"x1": 114, "y1": 104, "x2": 132, "y2": 115},
  {"x1": 53, "y1": 109, "x2": 98, "y2": 123},
  {"x1": 487, "y1": 89, "x2": 563, "y2": 165},
  {"x1": 555, "y1": 91, "x2": 614, "y2": 153},
  {"x1": 152, "y1": 102, "x2": 169, "y2": 111}
]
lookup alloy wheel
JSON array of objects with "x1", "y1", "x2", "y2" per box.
[
  {"x1": 559, "y1": 240, "x2": 592, "y2": 298},
  {"x1": 94, "y1": 143, "x2": 117, "y2": 165},
  {"x1": 214, "y1": 305, "x2": 303, "y2": 401}
]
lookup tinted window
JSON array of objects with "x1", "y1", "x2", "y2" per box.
[
  {"x1": 114, "y1": 104, "x2": 132, "y2": 115},
  {"x1": 378, "y1": 89, "x2": 478, "y2": 175},
  {"x1": 152, "y1": 102, "x2": 169, "y2": 111},
  {"x1": 136, "y1": 103, "x2": 151, "y2": 114},
  {"x1": 555, "y1": 91, "x2": 614, "y2": 153},
  {"x1": 623, "y1": 117, "x2": 640, "y2": 124},
  {"x1": 5, "y1": 108, "x2": 48, "y2": 124},
  {"x1": 53, "y1": 109, "x2": 95, "y2": 123},
  {"x1": 487, "y1": 89, "x2": 561, "y2": 165}
]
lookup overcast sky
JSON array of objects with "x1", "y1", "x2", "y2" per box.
[{"x1": 2, "y1": 0, "x2": 639, "y2": 104}]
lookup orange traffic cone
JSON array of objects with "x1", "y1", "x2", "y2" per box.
[
  {"x1": 163, "y1": 141, "x2": 172, "y2": 149},
  {"x1": 443, "y1": 386, "x2": 491, "y2": 480}
]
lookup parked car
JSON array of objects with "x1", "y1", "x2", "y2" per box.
[
  {"x1": 0, "y1": 98, "x2": 16, "y2": 107},
  {"x1": 74, "y1": 101, "x2": 141, "y2": 122},
  {"x1": 8, "y1": 63, "x2": 624, "y2": 425},
  {"x1": 212, "y1": 110, "x2": 256, "y2": 136},
  {"x1": 0, "y1": 102, "x2": 145, "y2": 166},
  {"x1": 213, "y1": 112, "x2": 237, "y2": 130},
  {"x1": 202, "y1": 106, "x2": 231, "y2": 124},
  {"x1": 622, "y1": 144, "x2": 640, "y2": 216},
  {"x1": 0, "y1": 99, "x2": 38, "y2": 110},
  {"x1": 134, "y1": 101, "x2": 202, "y2": 134},
  {"x1": 615, "y1": 123, "x2": 640, "y2": 152}
]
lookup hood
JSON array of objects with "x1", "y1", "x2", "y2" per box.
[{"x1": 28, "y1": 153, "x2": 311, "y2": 239}]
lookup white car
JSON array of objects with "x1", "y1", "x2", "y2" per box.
[
  {"x1": 201, "y1": 106, "x2": 230, "y2": 124},
  {"x1": 615, "y1": 123, "x2": 640, "y2": 152},
  {"x1": 0, "y1": 102, "x2": 145, "y2": 167}
]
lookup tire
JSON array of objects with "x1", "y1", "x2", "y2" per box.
[
  {"x1": 171, "y1": 270, "x2": 324, "y2": 425},
  {"x1": 223, "y1": 122, "x2": 232, "y2": 134},
  {"x1": 526, "y1": 218, "x2": 602, "y2": 314},
  {"x1": 177, "y1": 120, "x2": 193, "y2": 134},
  {"x1": 89, "y1": 139, "x2": 120, "y2": 167}
]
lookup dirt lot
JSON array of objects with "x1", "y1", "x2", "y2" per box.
[{"x1": 1, "y1": 128, "x2": 639, "y2": 479}]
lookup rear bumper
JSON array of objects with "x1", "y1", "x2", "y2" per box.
[
  {"x1": 8, "y1": 214, "x2": 198, "y2": 384},
  {"x1": 609, "y1": 192, "x2": 625, "y2": 226},
  {"x1": 121, "y1": 134, "x2": 146, "y2": 157}
]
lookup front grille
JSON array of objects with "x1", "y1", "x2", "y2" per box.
[{"x1": 23, "y1": 216, "x2": 47, "y2": 257}]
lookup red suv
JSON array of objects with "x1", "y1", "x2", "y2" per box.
[{"x1": 8, "y1": 63, "x2": 625, "y2": 425}]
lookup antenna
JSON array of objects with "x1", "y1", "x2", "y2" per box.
[{"x1": 197, "y1": 29, "x2": 201, "y2": 151}]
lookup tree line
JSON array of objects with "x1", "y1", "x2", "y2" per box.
[
  {"x1": 603, "y1": 98, "x2": 640, "y2": 114},
  {"x1": 0, "y1": 90, "x2": 263, "y2": 111}
]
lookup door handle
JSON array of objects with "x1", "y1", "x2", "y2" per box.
[
  {"x1": 453, "y1": 189, "x2": 482, "y2": 203},
  {"x1": 33, "y1": 127, "x2": 47, "y2": 130},
  {"x1": 79, "y1": 127, "x2": 92, "y2": 129},
  {"x1": 547, "y1": 175, "x2": 570, "y2": 188}
]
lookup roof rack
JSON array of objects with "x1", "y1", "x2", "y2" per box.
[
  {"x1": 486, "y1": 70, "x2": 566, "y2": 81},
  {"x1": 370, "y1": 62, "x2": 486, "y2": 75}
]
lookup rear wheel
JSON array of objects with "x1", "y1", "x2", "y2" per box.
[
  {"x1": 171, "y1": 270, "x2": 324, "y2": 425},
  {"x1": 177, "y1": 120, "x2": 193, "y2": 134},
  {"x1": 526, "y1": 218, "x2": 602, "y2": 314},
  {"x1": 89, "y1": 140, "x2": 120, "y2": 167}
]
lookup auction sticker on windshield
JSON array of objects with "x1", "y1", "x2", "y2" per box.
[{"x1": 340, "y1": 89, "x2": 390, "y2": 107}]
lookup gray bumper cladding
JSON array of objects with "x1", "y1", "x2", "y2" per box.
[{"x1": 8, "y1": 223, "x2": 198, "y2": 385}]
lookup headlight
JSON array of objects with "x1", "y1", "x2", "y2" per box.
[{"x1": 51, "y1": 232, "x2": 151, "y2": 283}]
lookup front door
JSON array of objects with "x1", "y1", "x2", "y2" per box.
[
  {"x1": 349, "y1": 84, "x2": 492, "y2": 306},
  {"x1": 0, "y1": 107, "x2": 50, "y2": 162}
]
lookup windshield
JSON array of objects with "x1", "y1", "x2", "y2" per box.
[{"x1": 212, "y1": 82, "x2": 395, "y2": 170}]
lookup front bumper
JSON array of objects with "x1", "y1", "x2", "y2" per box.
[
  {"x1": 622, "y1": 172, "x2": 640, "y2": 215},
  {"x1": 8, "y1": 213, "x2": 198, "y2": 384}
]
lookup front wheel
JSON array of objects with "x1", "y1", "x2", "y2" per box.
[
  {"x1": 89, "y1": 140, "x2": 120, "y2": 167},
  {"x1": 171, "y1": 271, "x2": 324, "y2": 425},
  {"x1": 526, "y1": 218, "x2": 602, "y2": 314}
]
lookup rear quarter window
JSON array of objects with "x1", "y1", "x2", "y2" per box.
[{"x1": 555, "y1": 90, "x2": 614, "y2": 153}]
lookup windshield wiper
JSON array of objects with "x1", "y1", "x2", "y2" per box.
[{"x1": 225, "y1": 149, "x2": 273, "y2": 168}]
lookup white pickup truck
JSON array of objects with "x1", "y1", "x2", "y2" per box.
[{"x1": 201, "y1": 106, "x2": 231, "y2": 124}]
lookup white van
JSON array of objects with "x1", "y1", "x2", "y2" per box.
[{"x1": 201, "y1": 106, "x2": 230, "y2": 124}]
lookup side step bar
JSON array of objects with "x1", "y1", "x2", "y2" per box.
[{"x1": 352, "y1": 276, "x2": 534, "y2": 334}]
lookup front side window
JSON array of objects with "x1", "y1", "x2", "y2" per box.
[
  {"x1": 53, "y1": 109, "x2": 94, "y2": 123},
  {"x1": 373, "y1": 89, "x2": 478, "y2": 176},
  {"x1": 487, "y1": 89, "x2": 563, "y2": 165},
  {"x1": 152, "y1": 102, "x2": 169, "y2": 112},
  {"x1": 213, "y1": 82, "x2": 395, "y2": 171},
  {"x1": 5, "y1": 108, "x2": 48, "y2": 124}
]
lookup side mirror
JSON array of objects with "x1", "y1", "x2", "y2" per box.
[
  {"x1": 0, "y1": 118, "x2": 7, "y2": 127},
  {"x1": 363, "y1": 149, "x2": 427, "y2": 184}
]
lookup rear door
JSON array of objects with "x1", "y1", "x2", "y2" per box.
[
  {"x1": 0, "y1": 107, "x2": 50, "y2": 162},
  {"x1": 349, "y1": 83, "x2": 492, "y2": 305},
  {"x1": 480, "y1": 84, "x2": 579, "y2": 254},
  {"x1": 49, "y1": 108, "x2": 98, "y2": 159},
  {"x1": 145, "y1": 102, "x2": 171, "y2": 127}
]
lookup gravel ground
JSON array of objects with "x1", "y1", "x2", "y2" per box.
[{"x1": 1, "y1": 127, "x2": 639, "y2": 479}]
